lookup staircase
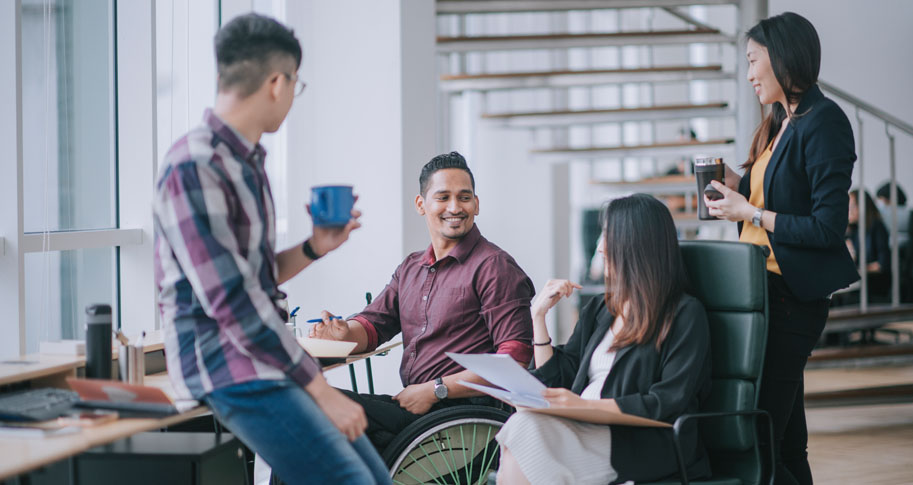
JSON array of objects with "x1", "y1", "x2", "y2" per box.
[{"x1": 435, "y1": 0, "x2": 754, "y2": 233}]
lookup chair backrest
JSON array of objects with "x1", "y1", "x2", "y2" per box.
[{"x1": 679, "y1": 241, "x2": 768, "y2": 485}]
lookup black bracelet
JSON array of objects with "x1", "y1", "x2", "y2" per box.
[
  {"x1": 532, "y1": 338, "x2": 552, "y2": 346},
  {"x1": 302, "y1": 239, "x2": 323, "y2": 260}
]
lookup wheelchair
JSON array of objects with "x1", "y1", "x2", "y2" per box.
[{"x1": 382, "y1": 404, "x2": 511, "y2": 485}]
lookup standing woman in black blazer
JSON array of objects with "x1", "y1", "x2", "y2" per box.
[
  {"x1": 704, "y1": 12, "x2": 858, "y2": 485},
  {"x1": 495, "y1": 194, "x2": 712, "y2": 485}
]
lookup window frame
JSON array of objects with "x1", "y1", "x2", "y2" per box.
[{"x1": 0, "y1": 0, "x2": 222, "y2": 358}]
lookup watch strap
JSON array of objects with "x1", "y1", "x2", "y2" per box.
[
  {"x1": 302, "y1": 239, "x2": 323, "y2": 260},
  {"x1": 752, "y1": 208, "x2": 764, "y2": 227}
]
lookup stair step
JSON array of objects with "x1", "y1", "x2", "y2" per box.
[
  {"x1": 532, "y1": 138, "x2": 735, "y2": 162},
  {"x1": 483, "y1": 102, "x2": 731, "y2": 127},
  {"x1": 805, "y1": 383, "x2": 913, "y2": 408},
  {"x1": 437, "y1": 29, "x2": 734, "y2": 53},
  {"x1": 437, "y1": 0, "x2": 738, "y2": 15},
  {"x1": 440, "y1": 65, "x2": 732, "y2": 92}
]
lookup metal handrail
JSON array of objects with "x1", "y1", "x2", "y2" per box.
[
  {"x1": 819, "y1": 80, "x2": 913, "y2": 136},
  {"x1": 820, "y1": 80, "x2": 911, "y2": 309}
]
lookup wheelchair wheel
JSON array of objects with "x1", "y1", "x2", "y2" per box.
[{"x1": 383, "y1": 405, "x2": 511, "y2": 485}]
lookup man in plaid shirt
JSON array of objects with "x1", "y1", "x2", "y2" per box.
[{"x1": 153, "y1": 13, "x2": 388, "y2": 485}]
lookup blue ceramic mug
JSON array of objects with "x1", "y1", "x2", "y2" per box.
[{"x1": 310, "y1": 185, "x2": 355, "y2": 227}]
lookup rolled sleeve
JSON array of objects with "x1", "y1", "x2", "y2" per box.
[
  {"x1": 155, "y1": 161, "x2": 317, "y2": 386},
  {"x1": 476, "y1": 254, "x2": 535, "y2": 348},
  {"x1": 496, "y1": 340, "x2": 532, "y2": 367}
]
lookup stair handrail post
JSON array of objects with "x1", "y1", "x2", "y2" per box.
[
  {"x1": 886, "y1": 123, "x2": 900, "y2": 307},
  {"x1": 856, "y1": 107, "x2": 868, "y2": 313}
]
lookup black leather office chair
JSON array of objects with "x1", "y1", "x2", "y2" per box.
[{"x1": 648, "y1": 240, "x2": 774, "y2": 485}]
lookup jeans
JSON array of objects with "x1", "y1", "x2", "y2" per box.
[
  {"x1": 205, "y1": 379, "x2": 391, "y2": 485},
  {"x1": 758, "y1": 274, "x2": 829, "y2": 485}
]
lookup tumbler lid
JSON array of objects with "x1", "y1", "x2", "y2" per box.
[
  {"x1": 85, "y1": 304, "x2": 112, "y2": 316},
  {"x1": 694, "y1": 156, "x2": 723, "y2": 166}
]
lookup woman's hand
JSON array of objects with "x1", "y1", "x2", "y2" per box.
[
  {"x1": 542, "y1": 388, "x2": 587, "y2": 408},
  {"x1": 705, "y1": 180, "x2": 755, "y2": 223},
  {"x1": 531, "y1": 279, "x2": 582, "y2": 318}
]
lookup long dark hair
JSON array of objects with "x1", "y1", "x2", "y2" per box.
[
  {"x1": 743, "y1": 12, "x2": 821, "y2": 169},
  {"x1": 850, "y1": 189, "x2": 882, "y2": 230},
  {"x1": 601, "y1": 194, "x2": 690, "y2": 351}
]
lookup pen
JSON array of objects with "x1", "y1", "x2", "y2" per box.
[{"x1": 306, "y1": 316, "x2": 343, "y2": 323}]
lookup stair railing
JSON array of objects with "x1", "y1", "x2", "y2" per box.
[{"x1": 820, "y1": 80, "x2": 913, "y2": 310}]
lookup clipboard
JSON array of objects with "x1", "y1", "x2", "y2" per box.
[{"x1": 447, "y1": 352, "x2": 670, "y2": 428}]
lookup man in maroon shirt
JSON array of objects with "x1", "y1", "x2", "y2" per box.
[{"x1": 312, "y1": 151, "x2": 534, "y2": 449}]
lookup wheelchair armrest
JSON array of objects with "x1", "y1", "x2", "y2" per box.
[{"x1": 667, "y1": 409, "x2": 775, "y2": 485}]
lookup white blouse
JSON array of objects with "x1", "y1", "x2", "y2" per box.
[{"x1": 580, "y1": 326, "x2": 617, "y2": 400}]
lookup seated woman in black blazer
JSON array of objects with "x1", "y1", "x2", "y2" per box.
[{"x1": 496, "y1": 194, "x2": 712, "y2": 485}]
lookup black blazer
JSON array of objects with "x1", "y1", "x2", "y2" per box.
[
  {"x1": 532, "y1": 295, "x2": 712, "y2": 484},
  {"x1": 738, "y1": 84, "x2": 859, "y2": 301}
]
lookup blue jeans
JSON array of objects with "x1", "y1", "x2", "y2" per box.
[{"x1": 204, "y1": 379, "x2": 391, "y2": 485}]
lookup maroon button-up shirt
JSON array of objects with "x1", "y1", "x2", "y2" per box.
[{"x1": 352, "y1": 224, "x2": 534, "y2": 386}]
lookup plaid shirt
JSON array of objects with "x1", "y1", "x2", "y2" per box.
[{"x1": 153, "y1": 109, "x2": 320, "y2": 400}]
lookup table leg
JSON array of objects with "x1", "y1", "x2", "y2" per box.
[
  {"x1": 366, "y1": 358, "x2": 374, "y2": 395},
  {"x1": 348, "y1": 364, "x2": 358, "y2": 393}
]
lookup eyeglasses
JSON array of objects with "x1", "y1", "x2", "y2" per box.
[{"x1": 283, "y1": 72, "x2": 307, "y2": 97}]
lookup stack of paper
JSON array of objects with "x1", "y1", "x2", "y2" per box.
[{"x1": 446, "y1": 352, "x2": 669, "y2": 427}]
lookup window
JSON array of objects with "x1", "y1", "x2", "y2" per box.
[{"x1": 18, "y1": 0, "x2": 118, "y2": 354}]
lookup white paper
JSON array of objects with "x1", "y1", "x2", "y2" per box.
[
  {"x1": 459, "y1": 380, "x2": 549, "y2": 409},
  {"x1": 297, "y1": 338, "x2": 357, "y2": 358},
  {"x1": 446, "y1": 352, "x2": 548, "y2": 404}
]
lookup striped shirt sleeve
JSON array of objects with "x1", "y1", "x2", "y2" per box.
[{"x1": 154, "y1": 160, "x2": 320, "y2": 388}]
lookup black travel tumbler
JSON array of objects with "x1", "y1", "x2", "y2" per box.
[
  {"x1": 85, "y1": 304, "x2": 113, "y2": 379},
  {"x1": 694, "y1": 157, "x2": 725, "y2": 220}
]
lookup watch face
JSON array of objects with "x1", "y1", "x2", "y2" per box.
[{"x1": 434, "y1": 384, "x2": 447, "y2": 399}]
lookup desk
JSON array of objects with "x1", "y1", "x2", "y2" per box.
[{"x1": 0, "y1": 340, "x2": 402, "y2": 481}]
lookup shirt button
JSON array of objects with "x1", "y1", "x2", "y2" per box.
[
  {"x1": 430, "y1": 268, "x2": 436, "y2": 273},
  {"x1": 422, "y1": 295, "x2": 428, "y2": 301}
]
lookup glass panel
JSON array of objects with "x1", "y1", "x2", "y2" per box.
[
  {"x1": 21, "y1": 0, "x2": 116, "y2": 233},
  {"x1": 24, "y1": 247, "x2": 115, "y2": 354}
]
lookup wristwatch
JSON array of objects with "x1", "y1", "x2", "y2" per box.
[
  {"x1": 751, "y1": 207, "x2": 764, "y2": 228},
  {"x1": 433, "y1": 377, "x2": 448, "y2": 400}
]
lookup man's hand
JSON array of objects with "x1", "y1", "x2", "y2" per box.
[
  {"x1": 310, "y1": 310, "x2": 351, "y2": 341},
  {"x1": 305, "y1": 375, "x2": 367, "y2": 441},
  {"x1": 393, "y1": 381, "x2": 437, "y2": 415},
  {"x1": 308, "y1": 205, "x2": 362, "y2": 257}
]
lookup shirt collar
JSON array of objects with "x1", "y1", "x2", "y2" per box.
[
  {"x1": 204, "y1": 109, "x2": 267, "y2": 165},
  {"x1": 422, "y1": 224, "x2": 483, "y2": 266}
]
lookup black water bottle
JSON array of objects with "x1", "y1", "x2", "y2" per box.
[{"x1": 85, "y1": 304, "x2": 113, "y2": 379}]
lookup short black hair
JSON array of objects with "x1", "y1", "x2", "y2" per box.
[
  {"x1": 419, "y1": 152, "x2": 475, "y2": 196},
  {"x1": 214, "y1": 13, "x2": 302, "y2": 97},
  {"x1": 876, "y1": 182, "x2": 907, "y2": 206}
]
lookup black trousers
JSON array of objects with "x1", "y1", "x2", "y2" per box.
[
  {"x1": 340, "y1": 389, "x2": 503, "y2": 453},
  {"x1": 758, "y1": 273, "x2": 829, "y2": 485}
]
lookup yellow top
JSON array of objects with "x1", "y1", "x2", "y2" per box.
[{"x1": 739, "y1": 144, "x2": 781, "y2": 274}]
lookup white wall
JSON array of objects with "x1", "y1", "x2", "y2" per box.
[
  {"x1": 768, "y1": 0, "x2": 913, "y2": 197},
  {"x1": 281, "y1": 0, "x2": 436, "y2": 394}
]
